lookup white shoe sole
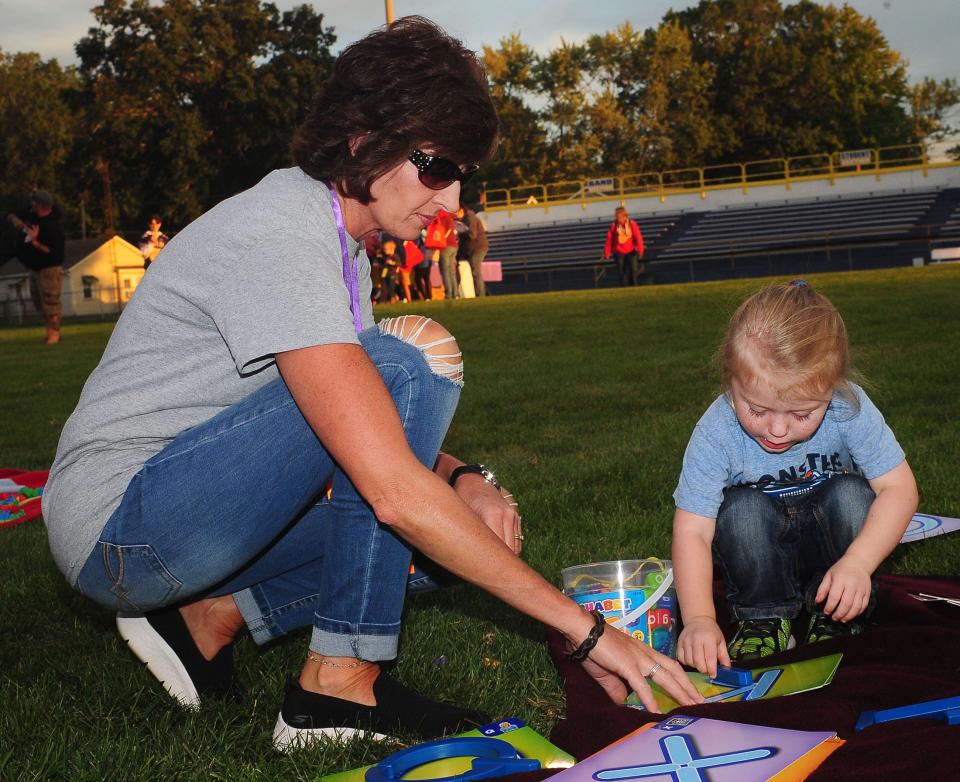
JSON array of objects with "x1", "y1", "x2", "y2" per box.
[
  {"x1": 272, "y1": 713, "x2": 388, "y2": 751},
  {"x1": 117, "y1": 615, "x2": 201, "y2": 709}
]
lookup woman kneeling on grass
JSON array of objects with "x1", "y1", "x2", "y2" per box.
[{"x1": 43, "y1": 16, "x2": 701, "y2": 750}]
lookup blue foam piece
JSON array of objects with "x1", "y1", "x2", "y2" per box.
[
  {"x1": 710, "y1": 666, "x2": 753, "y2": 686},
  {"x1": 855, "y1": 696, "x2": 960, "y2": 732},
  {"x1": 365, "y1": 736, "x2": 541, "y2": 782}
]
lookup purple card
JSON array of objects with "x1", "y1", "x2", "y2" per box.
[{"x1": 547, "y1": 716, "x2": 836, "y2": 782}]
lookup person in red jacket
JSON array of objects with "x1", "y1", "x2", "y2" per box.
[
  {"x1": 436, "y1": 209, "x2": 460, "y2": 299},
  {"x1": 400, "y1": 238, "x2": 424, "y2": 301},
  {"x1": 603, "y1": 206, "x2": 645, "y2": 287},
  {"x1": 423, "y1": 213, "x2": 449, "y2": 298}
]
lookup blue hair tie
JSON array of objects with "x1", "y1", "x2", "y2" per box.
[{"x1": 791, "y1": 279, "x2": 808, "y2": 287}]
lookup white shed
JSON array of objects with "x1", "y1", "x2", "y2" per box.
[
  {"x1": 0, "y1": 235, "x2": 146, "y2": 322},
  {"x1": 61, "y1": 235, "x2": 145, "y2": 317}
]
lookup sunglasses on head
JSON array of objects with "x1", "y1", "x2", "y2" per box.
[{"x1": 409, "y1": 149, "x2": 479, "y2": 190}]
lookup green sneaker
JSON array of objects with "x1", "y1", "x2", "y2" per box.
[
  {"x1": 728, "y1": 617, "x2": 796, "y2": 661},
  {"x1": 805, "y1": 612, "x2": 863, "y2": 645}
]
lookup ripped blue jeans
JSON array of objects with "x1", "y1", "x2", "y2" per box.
[{"x1": 75, "y1": 319, "x2": 462, "y2": 661}]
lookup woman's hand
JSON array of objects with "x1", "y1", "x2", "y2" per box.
[
  {"x1": 578, "y1": 624, "x2": 704, "y2": 712},
  {"x1": 453, "y1": 475, "x2": 523, "y2": 555},
  {"x1": 677, "y1": 616, "x2": 730, "y2": 678}
]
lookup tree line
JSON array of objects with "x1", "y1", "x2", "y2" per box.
[
  {"x1": 1, "y1": 0, "x2": 957, "y2": 238},
  {"x1": 2, "y1": 0, "x2": 335, "y2": 237},
  {"x1": 481, "y1": 0, "x2": 958, "y2": 191}
]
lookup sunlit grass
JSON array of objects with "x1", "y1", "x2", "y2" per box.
[{"x1": 2, "y1": 266, "x2": 959, "y2": 779}]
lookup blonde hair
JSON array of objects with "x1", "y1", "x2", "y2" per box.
[{"x1": 721, "y1": 280, "x2": 856, "y2": 404}]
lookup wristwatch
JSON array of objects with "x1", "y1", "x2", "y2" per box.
[{"x1": 448, "y1": 463, "x2": 501, "y2": 491}]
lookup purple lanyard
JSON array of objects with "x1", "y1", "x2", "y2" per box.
[{"x1": 326, "y1": 181, "x2": 363, "y2": 335}]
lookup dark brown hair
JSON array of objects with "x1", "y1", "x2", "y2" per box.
[{"x1": 292, "y1": 16, "x2": 499, "y2": 204}]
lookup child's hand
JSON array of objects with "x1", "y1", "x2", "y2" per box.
[
  {"x1": 815, "y1": 555, "x2": 872, "y2": 622},
  {"x1": 677, "y1": 616, "x2": 730, "y2": 678}
]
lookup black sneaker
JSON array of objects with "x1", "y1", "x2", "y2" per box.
[
  {"x1": 272, "y1": 674, "x2": 489, "y2": 750},
  {"x1": 805, "y1": 612, "x2": 863, "y2": 645},
  {"x1": 116, "y1": 606, "x2": 236, "y2": 709},
  {"x1": 728, "y1": 617, "x2": 796, "y2": 661}
]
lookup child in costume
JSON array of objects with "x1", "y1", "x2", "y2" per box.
[{"x1": 672, "y1": 280, "x2": 918, "y2": 676}]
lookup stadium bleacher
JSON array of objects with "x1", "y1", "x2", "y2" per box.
[
  {"x1": 485, "y1": 212, "x2": 677, "y2": 289},
  {"x1": 484, "y1": 187, "x2": 960, "y2": 293},
  {"x1": 656, "y1": 190, "x2": 938, "y2": 258},
  {"x1": 937, "y1": 195, "x2": 960, "y2": 240}
]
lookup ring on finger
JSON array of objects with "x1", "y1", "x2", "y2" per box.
[
  {"x1": 514, "y1": 533, "x2": 525, "y2": 541},
  {"x1": 646, "y1": 662, "x2": 662, "y2": 679}
]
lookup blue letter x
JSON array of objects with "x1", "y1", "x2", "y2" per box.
[
  {"x1": 704, "y1": 669, "x2": 782, "y2": 703},
  {"x1": 594, "y1": 734, "x2": 775, "y2": 782}
]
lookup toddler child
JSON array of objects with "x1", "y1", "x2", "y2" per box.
[{"x1": 672, "y1": 280, "x2": 918, "y2": 676}]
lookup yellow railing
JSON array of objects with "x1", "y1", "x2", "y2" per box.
[{"x1": 483, "y1": 143, "x2": 956, "y2": 214}]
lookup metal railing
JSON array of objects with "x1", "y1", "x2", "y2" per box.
[{"x1": 484, "y1": 144, "x2": 958, "y2": 215}]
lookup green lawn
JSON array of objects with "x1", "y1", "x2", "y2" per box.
[{"x1": 2, "y1": 267, "x2": 960, "y2": 779}]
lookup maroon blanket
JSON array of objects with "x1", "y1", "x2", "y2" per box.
[{"x1": 539, "y1": 575, "x2": 960, "y2": 780}]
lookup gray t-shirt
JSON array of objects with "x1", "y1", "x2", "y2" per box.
[
  {"x1": 673, "y1": 383, "x2": 905, "y2": 519},
  {"x1": 43, "y1": 167, "x2": 374, "y2": 584}
]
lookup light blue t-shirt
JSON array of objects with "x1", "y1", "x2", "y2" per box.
[{"x1": 673, "y1": 383, "x2": 905, "y2": 519}]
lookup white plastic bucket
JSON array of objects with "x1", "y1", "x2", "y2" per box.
[{"x1": 562, "y1": 559, "x2": 677, "y2": 657}]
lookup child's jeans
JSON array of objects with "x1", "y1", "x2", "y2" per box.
[{"x1": 712, "y1": 474, "x2": 876, "y2": 621}]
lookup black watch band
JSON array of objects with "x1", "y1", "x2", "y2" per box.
[{"x1": 448, "y1": 463, "x2": 501, "y2": 491}]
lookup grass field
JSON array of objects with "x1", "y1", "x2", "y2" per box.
[{"x1": 2, "y1": 266, "x2": 960, "y2": 780}]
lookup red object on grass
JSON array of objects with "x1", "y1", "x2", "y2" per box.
[{"x1": 0, "y1": 468, "x2": 49, "y2": 529}]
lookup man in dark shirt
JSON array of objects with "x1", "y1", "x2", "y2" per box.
[{"x1": 7, "y1": 190, "x2": 66, "y2": 344}]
